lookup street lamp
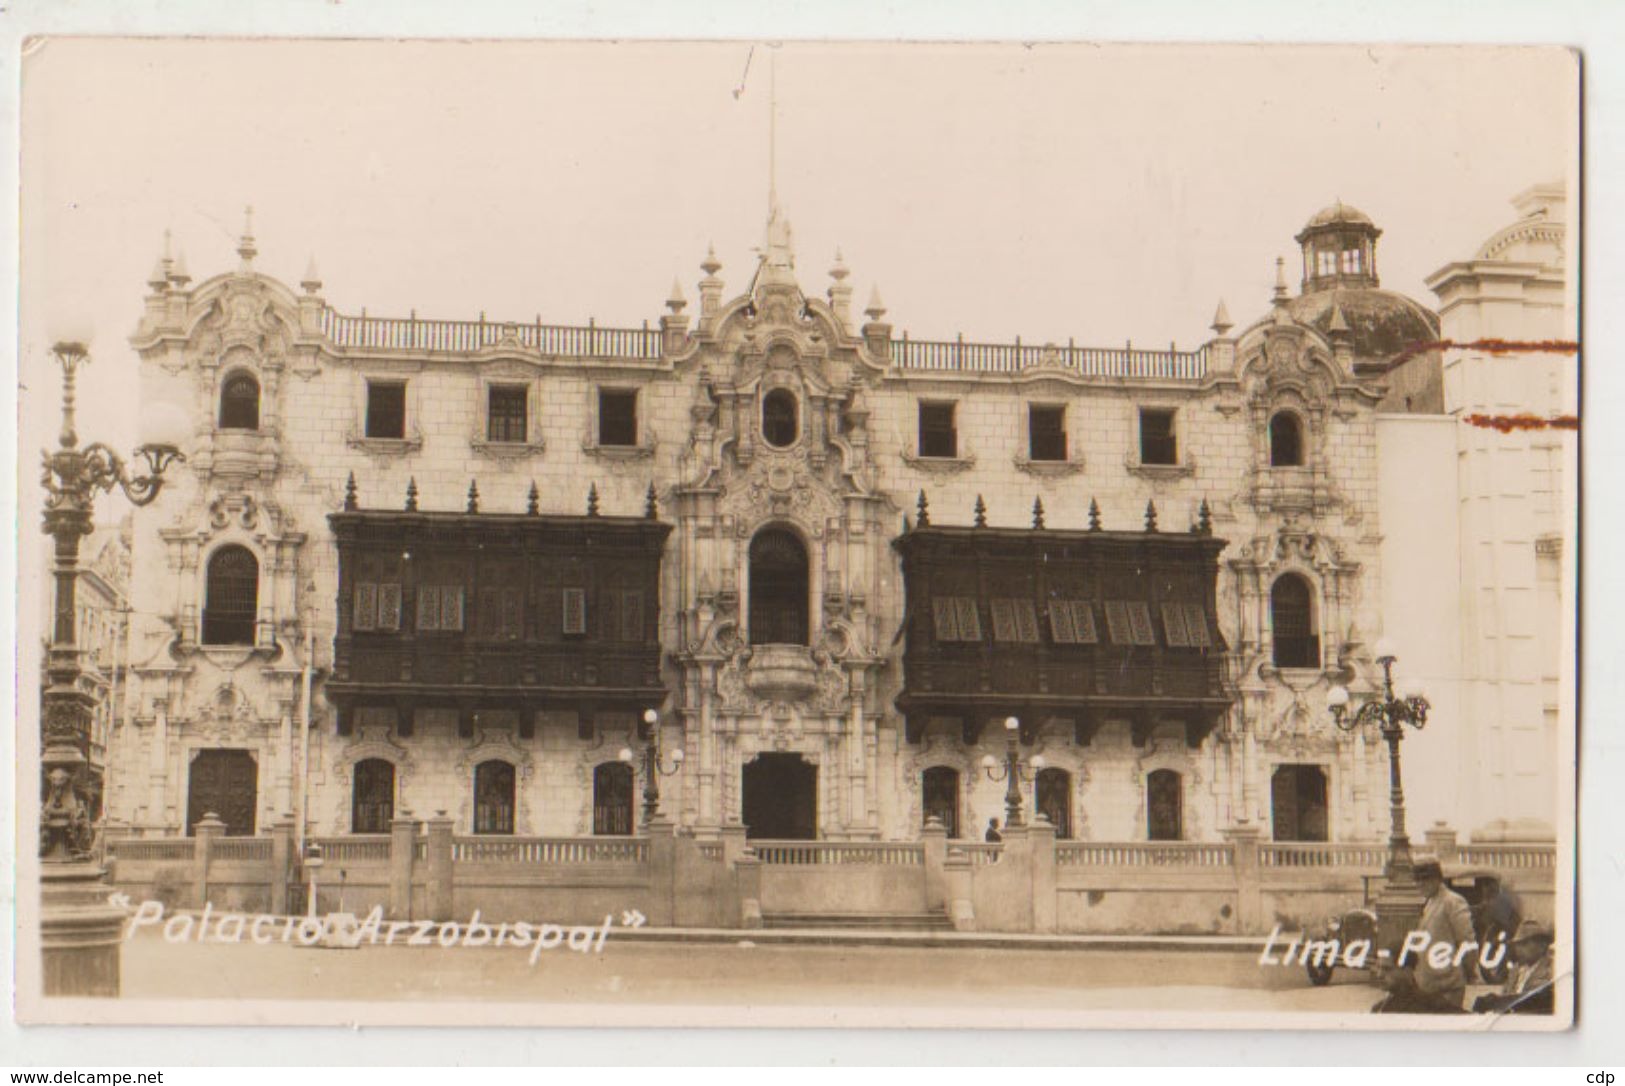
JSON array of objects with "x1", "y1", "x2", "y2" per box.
[
  {"x1": 38, "y1": 338, "x2": 186, "y2": 997},
  {"x1": 618, "y1": 708, "x2": 684, "y2": 826},
  {"x1": 979, "y1": 716, "x2": 1047, "y2": 828},
  {"x1": 1327, "y1": 639, "x2": 1431, "y2": 952}
]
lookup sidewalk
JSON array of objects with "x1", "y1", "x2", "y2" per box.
[{"x1": 608, "y1": 925, "x2": 1273, "y2": 952}]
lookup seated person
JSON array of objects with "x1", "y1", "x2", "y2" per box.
[{"x1": 1472, "y1": 920, "x2": 1555, "y2": 1015}]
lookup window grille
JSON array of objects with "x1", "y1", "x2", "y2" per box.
[
  {"x1": 202, "y1": 546, "x2": 258, "y2": 645},
  {"x1": 487, "y1": 385, "x2": 528, "y2": 443}
]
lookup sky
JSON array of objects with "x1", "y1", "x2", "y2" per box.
[{"x1": 18, "y1": 39, "x2": 1577, "y2": 466}]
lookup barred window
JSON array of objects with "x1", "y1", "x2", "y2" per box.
[
  {"x1": 487, "y1": 385, "x2": 528, "y2": 443},
  {"x1": 202, "y1": 545, "x2": 258, "y2": 646},
  {"x1": 219, "y1": 372, "x2": 260, "y2": 431},
  {"x1": 473, "y1": 760, "x2": 516, "y2": 835}
]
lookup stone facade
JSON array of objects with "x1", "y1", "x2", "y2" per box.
[{"x1": 107, "y1": 201, "x2": 1441, "y2": 848}]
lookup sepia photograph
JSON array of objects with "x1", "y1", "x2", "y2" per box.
[{"x1": 11, "y1": 34, "x2": 1581, "y2": 1038}]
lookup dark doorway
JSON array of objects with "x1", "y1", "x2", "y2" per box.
[
  {"x1": 748, "y1": 528, "x2": 810, "y2": 645},
  {"x1": 351, "y1": 758, "x2": 395, "y2": 834},
  {"x1": 1271, "y1": 764, "x2": 1330, "y2": 842},
  {"x1": 593, "y1": 762, "x2": 634, "y2": 835},
  {"x1": 922, "y1": 766, "x2": 961, "y2": 838},
  {"x1": 1147, "y1": 769, "x2": 1183, "y2": 841},
  {"x1": 474, "y1": 760, "x2": 516, "y2": 835},
  {"x1": 186, "y1": 749, "x2": 258, "y2": 836},
  {"x1": 742, "y1": 753, "x2": 817, "y2": 840},
  {"x1": 1035, "y1": 767, "x2": 1074, "y2": 839}
]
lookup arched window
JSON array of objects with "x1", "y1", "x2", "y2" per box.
[
  {"x1": 1269, "y1": 411, "x2": 1303, "y2": 467},
  {"x1": 922, "y1": 766, "x2": 961, "y2": 838},
  {"x1": 219, "y1": 371, "x2": 260, "y2": 431},
  {"x1": 351, "y1": 758, "x2": 395, "y2": 834},
  {"x1": 748, "y1": 528, "x2": 809, "y2": 645},
  {"x1": 762, "y1": 388, "x2": 799, "y2": 448},
  {"x1": 593, "y1": 762, "x2": 634, "y2": 836},
  {"x1": 1147, "y1": 769, "x2": 1183, "y2": 841},
  {"x1": 473, "y1": 760, "x2": 516, "y2": 834},
  {"x1": 1270, "y1": 573, "x2": 1320, "y2": 669},
  {"x1": 202, "y1": 545, "x2": 258, "y2": 646},
  {"x1": 1035, "y1": 767, "x2": 1073, "y2": 839}
]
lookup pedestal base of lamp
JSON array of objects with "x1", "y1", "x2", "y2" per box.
[
  {"x1": 1374, "y1": 881, "x2": 1427, "y2": 957},
  {"x1": 40, "y1": 861, "x2": 125, "y2": 997}
]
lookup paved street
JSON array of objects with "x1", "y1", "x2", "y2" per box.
[{"x1": 120, "y1": 927, "x2": 1388, "y2": 1014}]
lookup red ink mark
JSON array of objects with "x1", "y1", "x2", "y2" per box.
[
  {"x1": 1388, "y1": 339, "x2": 1580, "y2": 367},
  {"x1": 1463, "y1": 413, "x2": 1579, "y2": 433}
]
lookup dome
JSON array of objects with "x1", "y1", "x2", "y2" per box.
[
  {"x1": 1285, "y1": 287, "x2": 1438, "y2": 363},
  {"x1": 1301, "y1": 200, "x2": 1375, "y2": 233}
]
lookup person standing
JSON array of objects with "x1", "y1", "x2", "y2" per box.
[
  {"x1": 1412, "y1": 857, "x2": 1477, "y2": 1009},
  {"x1": 984, "y1": 818, "x2": 1002, "y2": 843}
]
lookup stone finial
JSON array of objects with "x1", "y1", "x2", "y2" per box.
[
  {"x1": 586, "y1": 483, "x2": 600, "y2": 517},
  {"x1": 666, "y1": 277, "x2": 687, "y2": 314},
  {"x1": 343, "y1": 472, "x2": 358, "y2": 511},
  {"x1": 916, "y1": 489, "x2": 930, "y2": 527},
  {"x1": 829, "y1": 248, "x2": 850, "y2": 283},
  {"x1": 1327, "y1": 303, "x2": 1351, "y2": 337},
  {"x1": 1211, "y1": 299, "x2": 1233, "y2": 336},
  {"x1": 974, "y1": 495, "x2": 988, "y2": 528},
  {"x1": 169, "y1": 249, "x2": 192, "y2": 287},
  {"x1": 301, "y1": 255, "x2": 323, "y2": 295},
  {"x1": 1088, "y1": 498, "x2": 1102, "y2": 532},
  {"x1": 527, "y1": 481, "x2": 540, "y2": 516},
  {"x1": 645, "y1": 482, "x2": 659, "y2": 519},
  {"x1": 1198, "y1": 498, "x2": 1213, "y2": 536},
  {"x1": 146, "y1": 254, "x2": 170, "y2": 293},
  {"x1": 864, "y1": 286, "x2": 887, "y2": 322},
  {"x1": 1032, "y1": 497, "x2": 1046, "y2": 529},
  {"x1": 1272, "y1": 256, "x2": 1289, "y2": 304},
  {"x1": 405, "y1": 477, "x2": 419, "y2": 512},
  {"x1": 701, "y1": 243, "x2": 722, "y2": 278},
  {"x1": 466, "y1": 480, "x2": 480, "y2": 514},
  {"x1": 237, "y1": 205, "x2": 258, "y2": 268},
  {"x1": 1145, "y1": 500, "x2": 1158, "y2": 533}
]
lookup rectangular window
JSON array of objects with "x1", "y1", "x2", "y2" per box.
[
  {"x1": 487, "y1": 385, "x2": 528, "y2": 443},
  {"x1": 1139, "y1": 408, "x2": 1177, "y2": 466},
  {"x1": 1049, "y1": 600, "x2": 1098, "y2": 644},
  {"x1": 990, "y1": 599, "x2": 1040, "y2": 643},
  {"x1": 365, "y1": 381, "x2": 407, "y2": 440},
  {"x1": 918, "y1": 402, "x2": 958, "y2": 459},
  {"x1": 416, "y1": 585, "x2": 464, "y2": 633},
  {"x1": 477, "y1": 587, "x2": 523, "y2": 640},
  {"x1": 1104, "y1": 600, "x2": 1157, "y2": 646},
  {"x1": 562, "y1": 588, "x2": 588, "y2": 636},
  {"x1": 930, "y1": 596, "x2": 983, "y2": 643},
  {"x1": 1028, "y1": 405, "x2": 1067, "y2": 462},
  {"x1": 598, "y1": 389, "x2": 638, "y2": 447}
]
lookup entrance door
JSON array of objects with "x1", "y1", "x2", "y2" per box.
[
  {"x1": 1271, "y1": 764, "x2": 1330, "y2": 842},
  {"x1": 922, "y1": 766, "x2": 961, "y2": 838},
  {"x1": 186, "y1": 749, "x2": 258, "y2": 836},
  {"x1": 742, "y1": 753, "x2": 817, "y2": 839}
]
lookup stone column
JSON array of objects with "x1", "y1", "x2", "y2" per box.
[
  {"x1": 193, "y1": 813, "x2": 226, "y2": 909},
  {"x1": 388, "y1": 814, "x2": 421, "y2": 921},
  {"x1": 270, "y1": 814, "x2": 296, "y2": 915},
  {"x1": 921, "y1": 816, "x2": 948, "y2": 910},
  {"x1": 424, "y1": 813, "x2": 454, "y2": 922},
  {"x1": 1028, "y1": 815, "x2": 1058, "y2": 934},
  {"x1": 1224, "y1": 822, "x2": 1263, "y2": 935}
]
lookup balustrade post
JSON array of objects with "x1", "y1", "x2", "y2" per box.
[
  {"x1": 1223, "y1": 822, "x2": 1263, "y2": 934},
  {"x1": 645, "y1": 818, "x2": 676, "y2": 927},
  {"x1": 922, "y1": 816, "x2": 948, "y2": 911},
  {"x1": 425, "y1": 813, "x2": 454, "y2": 922},
  {"x1": 1027, "y1": 815, "x2": 1058, "y2": 934},
  {"x1": 734, "y1": 850, "x2": 763, "y2": 930},
  {"x1": 718, "y1": 822, "x2": 748, "y2": 866},
  {"x1": 270, "y1": 814, "x2": 296, "y2": 915},
  {"x1": 944, "y1": 848, "x2": 975, "y2": 932},
  {"x1": 389, "y1": 814, "x2": 421, "y2": 921},
  {"x1": 1424, "y1": 821, "x2": 1459, "y2": 866},
  {"x1": 193, "y1": 813, "x2": 226, "y2": 910}
]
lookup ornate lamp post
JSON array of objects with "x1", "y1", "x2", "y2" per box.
[
  {"x1": 38, "y1": 338, "x2": 185, "y2": 996},
  {"x1": 1327, "y1": 638, "x2": 1431, "y2": 952},
  {"x1": 979, "y1": 716, "x2": 1047, "y2": 828},
  {"x1": 619, "y1": 708, "x2": 684, "y2": 826}
]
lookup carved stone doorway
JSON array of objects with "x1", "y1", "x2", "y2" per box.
[
  {"x1": 742, "y1": 753, "x2": 817, "y2": 840},
  {"x1": 186, "y1": 749, "x2": 258, "y2": 836}
]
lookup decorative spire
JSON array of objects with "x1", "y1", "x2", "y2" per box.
[
  {"x1": 645, "y1": 482, "x2": 659, "y2": 519},
  {"x1": 1272, "y1": 256, "x2": 1289, "y2": 304},
  {"x1": 755, "y1": 50, "x2": 797, "y2": 291},
  {"x1": 864, "y1": 286, "x2": 887, "y2": 322},
  {"x1": 916, "y1": 489, "x2": 930, "y2": 527},
  {"x1": 1210, "y1": 299, "x2": 1233, "y2": 336},
  {"x1": 586, "y1": 483, "x2": 600, "y2": 517},
  {"x1": 1088, "y1": 498, "x2": 1102, "y2": 532},
  {"x1": 527, "y1": 481, "x2": 540, "y2": 516},
  {"x1": 666, "y1": 277, "x2": 687, "y2": 314},
  {"x1": 1032, "y1": 497, "x2": 1046, "y2": 530},
  {"x1": 974, "y1": 495, "x2": 988, "y2": 528},
  {"x1": 237, "y1": 205, "x2": 257, "y2": 268},
  {"x1": 701, "y1": 243, "x2": 722, "y2": 278},
  {"x1": 301, "y1": 255, "x2": 323, "y2": 295},
  {"x1": 466, "y1": 479, "x2": 480, "y2": 514},
  {"x1": 1328, "y1": 303, "x2": 1351, "y2": 336},
  {"x1": 405, "y1": 477, "x2": 419, "y2": 512},
  {"x1": 1145, "y1": 500, "x2": 1158, "y2": 533},
  {"x1": 146, "y1": 253, "x2": 170, "y2": 293},
  {"x1": 1198, "y1": 498, "x2": 1213, "y2": 536},
  {"x1": 343, "y1": 472, "x2": 358, "y2": 511},
  {"x1": 829, "y1": 248, "x2": 849, "y2": 283},
  {"x1": 169, "y1": 248, "x2": 191, "y2": 287}
]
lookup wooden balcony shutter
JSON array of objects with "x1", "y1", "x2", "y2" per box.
[
  {"x1": 1180, "y1": 603, "x2": 1210, "y2": 647},
  {"x1": 562, "y1": 588, "x2": 587, "y2": 635},
  {"x1": 1161, "y1": 603, "x2": 1190, "y2": 647},
  {"x1": 353, "y1": 584, "x2": 378, "y2": 631},
  {"x1": 932, "y1": 598, "x2": 960, "y2": 641}
]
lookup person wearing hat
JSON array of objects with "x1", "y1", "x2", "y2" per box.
[
  {"x1": 1473, "y1": 920, "x2": 1555, "y2": 1015},
  {"x1": 1411, "y1": 856, "x2": 1477, "y2": 1009}
]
